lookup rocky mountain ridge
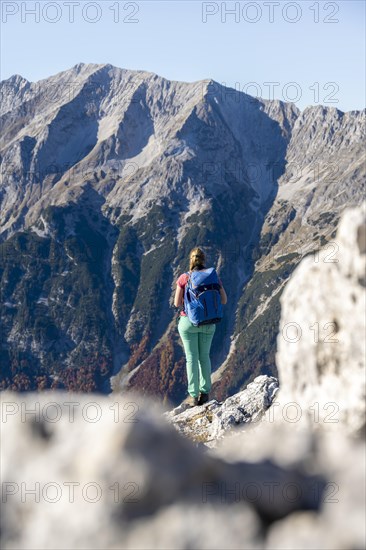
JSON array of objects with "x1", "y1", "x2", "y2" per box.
[{"x1": 0, "y1": 62, "x2": 365, "y2": 402}]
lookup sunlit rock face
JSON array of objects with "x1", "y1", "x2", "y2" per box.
[{"x1": 273, "y1": 201, "x2": 366, "y2": 436}]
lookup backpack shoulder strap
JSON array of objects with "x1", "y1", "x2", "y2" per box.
[{"x1": 186, "y1": 271, "x2": 199, "y2": 293}]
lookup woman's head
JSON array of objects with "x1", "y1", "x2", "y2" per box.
[{"x1": 189, "y1": 247, "x2": 206, "y2": 271}]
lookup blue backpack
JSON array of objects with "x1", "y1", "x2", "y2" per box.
[{"x1": 184, "y1": 267, "x2": 223, "y2": 326}]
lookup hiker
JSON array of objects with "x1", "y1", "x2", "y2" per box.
[{"x1": 174, "y1": 247, "x2": 227, "y2": 407}]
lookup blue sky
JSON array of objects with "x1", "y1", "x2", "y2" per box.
[{"x1": 1, "y1": 0, "x2": 365, "y2": 112}]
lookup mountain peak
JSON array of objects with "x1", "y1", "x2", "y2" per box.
[
  {"x1": 72, "y1": 62, "x2": 87, "y2": 73},
  {"x1": 70, "y1": 61, "x2": 114, "y2": 74},
  {"x1": 301, "y1": 104, "x2": 347, "y2": 116},
  {"x1": 2, "y1": 73, "x2": 30, "y2": 87},
  {"x1": 71, "y1": 61, "x2": 116, "y2": 72}
]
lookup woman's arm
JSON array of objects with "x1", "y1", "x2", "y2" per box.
[
  {"x1": 174, "y1": 285, "x2": 184, "y2": 307},
  {"x1": 220, "y1": 285, "x2": 227, "y2": 305}
]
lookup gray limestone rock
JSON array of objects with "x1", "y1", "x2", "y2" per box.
[
  {"x1": 273, "y1": 201, "x2": 366, "y2": 435},
  {"x1": 164, "y1": 374, "x2": 279, "y2": 446},
  {"x1": 1, "y1": 390, "x2": 324, "y2": 550}
]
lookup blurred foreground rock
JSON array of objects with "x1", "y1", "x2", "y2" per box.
[
  {"x1": 1, "y1": 390, "x2": 325, "y2": 550},
  {"x1": 272, "y1": 201, "x2": 366, "y2": 436}
]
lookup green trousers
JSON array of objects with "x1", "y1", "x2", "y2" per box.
[{"x1": 178, "y1": 315, "x2": 216, "y2": 398}]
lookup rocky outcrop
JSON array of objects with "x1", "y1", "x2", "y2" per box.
[
  {"x1": 164, "y1": 374, "x2": 278, "y2": 446},
  {"x1": 272, "y1": 201, "x2": 366, "y2": 435},
  {"x1": 0, "y1": 389, "x2": 326, "y2": 550}
]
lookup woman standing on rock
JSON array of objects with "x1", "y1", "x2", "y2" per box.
[{"x1": 174, "y1": 247, "x2": 227, "y2": 407}]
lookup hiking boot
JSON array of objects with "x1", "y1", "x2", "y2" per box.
[
  {"x1": 186, "y1": 395, "x2": 199, "y2": 407},
  {"x1": 198, "y1": 392, "x2": 209, "y2": 406}
]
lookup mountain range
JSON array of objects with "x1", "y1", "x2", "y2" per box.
[{"x1": 0, "y1": 62, "x2": 364, "y2": 403}]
